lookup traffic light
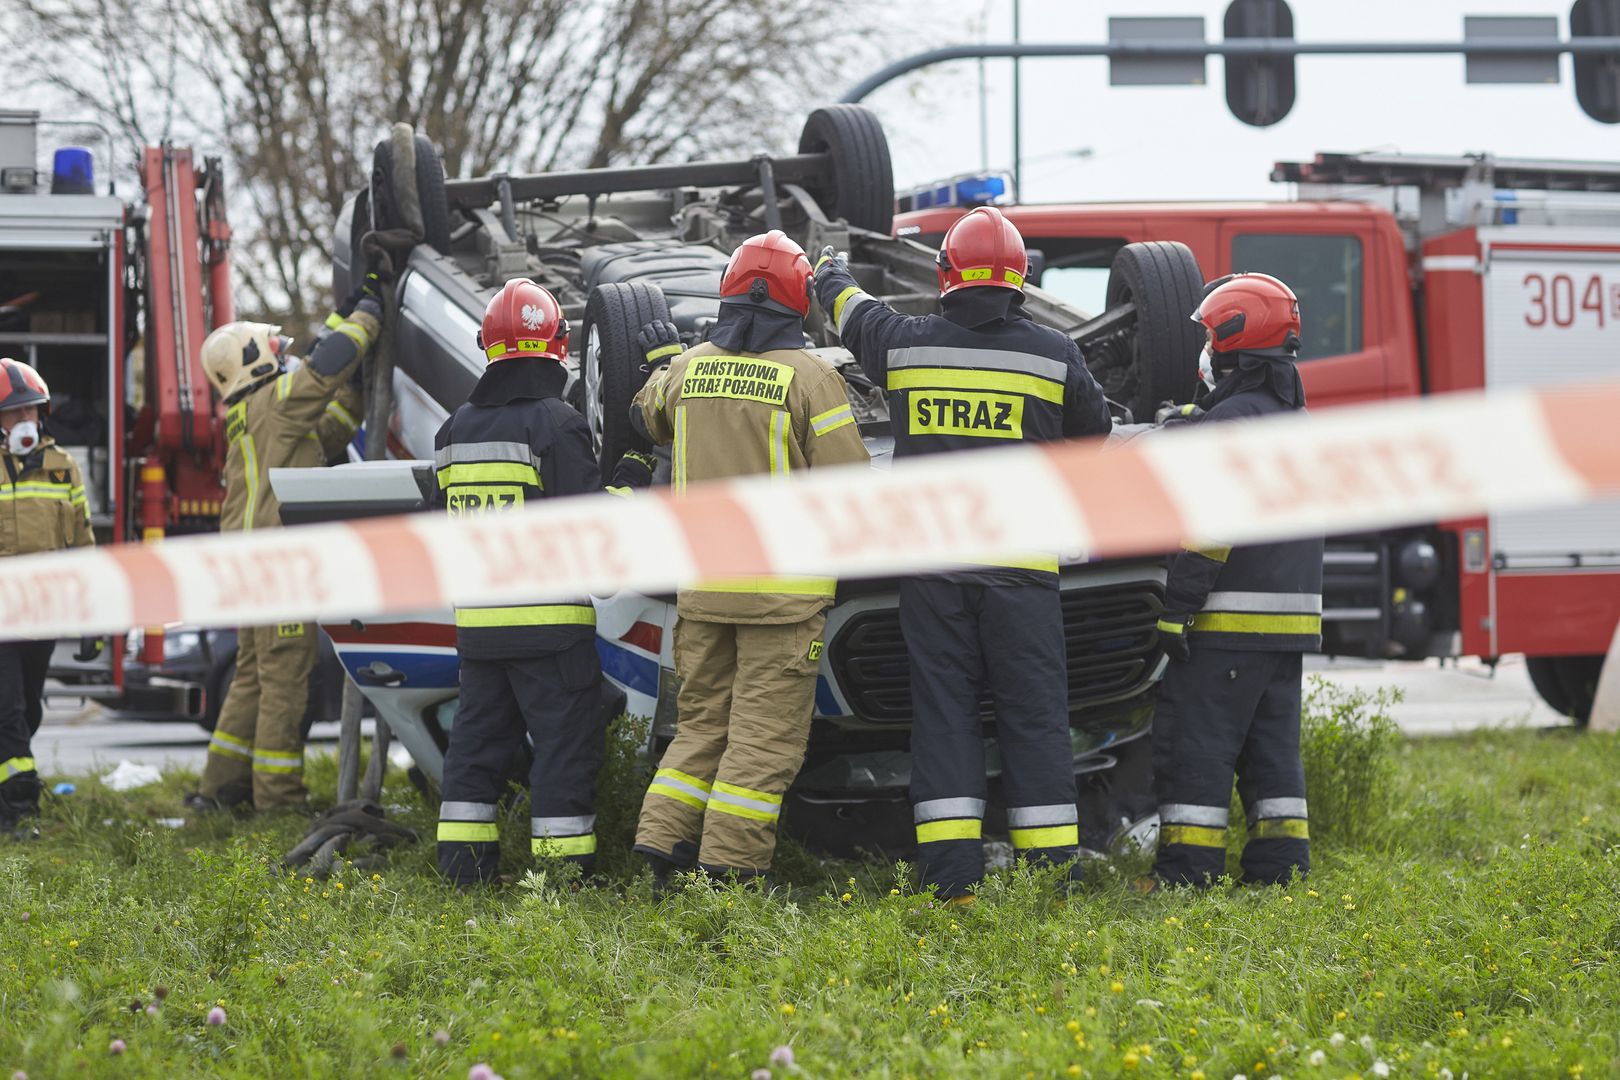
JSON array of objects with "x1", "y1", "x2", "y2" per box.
[
  {"x1": 1571, "y1": 0, "x2": 1620, "y2": 123},
  {"x1": 1224, "y1": 0, "x2": 1296, "y2": 127}
]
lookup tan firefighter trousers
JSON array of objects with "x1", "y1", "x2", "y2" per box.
[
  {"x1": 635, "y1": 613, "x2": 826, "y2": 873},
  {"x1": 199, "y1": 621, "x2": 317, "y2": 809}
]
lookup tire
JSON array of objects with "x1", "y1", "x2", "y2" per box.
[
  {"x1": 369, "y1": 133, "x2": 452, "y2": 256},
  {"x1": 581, "y1": 281, "x2": 671, "y2": 475},
  {"x1": 797, "y1": 105, "x2": 895, "y2": 234},
  {"x1": 1104, "y1": 241, "x2": 1205, "y2": 423},
  {"x1": 1527, "y1": 655, "x2": 1604, "y2": 728}
]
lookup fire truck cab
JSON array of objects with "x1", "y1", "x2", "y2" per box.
[{"x1": 897, "y1": 154, "x2": 1620, "y2": 723}]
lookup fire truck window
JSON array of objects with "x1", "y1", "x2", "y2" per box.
[{"x1": 1230, "y1": 234, "x2": 1363, "y2": 361}]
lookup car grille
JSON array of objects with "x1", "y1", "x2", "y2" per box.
[{"x1": 829, "y1": 580, "x2": 1164, "y2": 723}]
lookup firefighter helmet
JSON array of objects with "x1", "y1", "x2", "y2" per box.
[
  {"x1": 202, "y1": 322, "x2": 289, "y2": 403},
  {"x1": 937, "y1": 206, "x2": 1027, "y2": 295},
  {"x1": 720, "y1": 230, "x2": 814, "y2": 317},
  {"x1": 479, "y1": 278, "x2": 568, "y2": 363},
  {"x1": 1191, "y1": 273, "x2": 1301, "y2": 354},
  {"x1": 0, "y1": 357, "x2": 50, "y2": 415}
]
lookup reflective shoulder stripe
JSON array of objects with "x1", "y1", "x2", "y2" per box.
[
  {"x1": 325, "y1": 400, "x2": 360, "y2": 433},
  {"x1": 914, "y1": 797, "x2": 987, "y2": 823},
  {"x1": 1190, "y1": 612, "x2": 1322, "y2": 636},
  {"x1": 887, "y1": 366, "x2": 1065, "y2": 405},
  {"x1": 454, "y1": 604, "x2": 596, "y2": 629},
  {"x1": 916, "y1": 818, "x2": 982, "y2": 843},
  {"x1": 887, "y1": 345, "x2": 1069, "y2": 384},
  {"x1": 1160, "y1": 803, "x2": 1230, "y2": 828},
  {"x1": 1204, "y1": 592, "x2": 1323, "y2": 614},
  {"x1": 1248, "y1": 797, "x2": 1308, "y2": 822},
  {"x1": 1182, "y1": 541, "x2": 1231, "y2": 563},
  {"x1": 810, "y1": 403, "x2": 855, "y2": 436}
]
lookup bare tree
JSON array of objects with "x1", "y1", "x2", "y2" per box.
[{"x1": 13, "y1": 0, "x2": 891, "y2": 330}]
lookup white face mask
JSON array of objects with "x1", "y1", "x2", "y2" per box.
[
  {"x1": 6, "y1": 420, "x2": 41, "y2": 455},
  {"x1": 1198, "y1": 346, "x2": 1216, "y2": 392}
]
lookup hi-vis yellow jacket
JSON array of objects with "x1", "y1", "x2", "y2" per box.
[{"x1": 0, "y1": 437, "x2": 94, "y2": 557}]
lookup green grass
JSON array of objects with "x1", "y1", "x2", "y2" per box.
[{"x1": 3, "y1": 699, "x2": 1619, "y2": 1078}]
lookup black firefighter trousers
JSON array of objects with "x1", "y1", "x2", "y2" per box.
[
  {"x1": 0, "y1": 640, "x2": 54, "y2": 821},
  {"x1": 1151, "y1": 645, "x2": 1310, "y2": 886},
  {"x1": 436, "y1": 640, "x2": 605, "y2": 885},
  {"x1": 901, "y1": 578, "x2": 1082, "y2": 898}
]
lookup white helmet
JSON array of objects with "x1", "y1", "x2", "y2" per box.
[{"x1": 202, "y1": 321, "x2": 289, "y2": 402}]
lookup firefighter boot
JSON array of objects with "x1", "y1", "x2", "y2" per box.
[
  {"x1": 0, "y1": 771, "x2": 42, "y2": 841},
  {"x1": 437, "y1": 659, "x2": 519, "y2": 886},
  {"x1": 250, "y1": 622, "x2": 317, "y2": 809}
]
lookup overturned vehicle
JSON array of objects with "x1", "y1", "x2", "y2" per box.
[{"x1": 275, "y1": 105, "x2": 1206, "y2": 856}]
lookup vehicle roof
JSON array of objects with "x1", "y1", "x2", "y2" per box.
[{"x1": 895, "y1": 199, "x2": 1389, "y2": 232}]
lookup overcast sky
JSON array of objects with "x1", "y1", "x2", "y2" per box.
[{"x1": 861, "y1": 0, "x2": 1617, "y2": 204}]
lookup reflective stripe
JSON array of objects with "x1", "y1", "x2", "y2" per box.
[
  {"x1": 970, "y1": 554, "x2": 1059, "y2": 574},
  {"x1": 709, "y1": 801, "x2": 779, "y2": 824},
  {"x1": 655, "y1": 767, "x2": 713, "y2": 794},
  {"x1": 1010, "y1": 824, "x2": 1080, "y2": 850},
  {"x1": 241, "y1": 433, "x2": 259, "y2": 531},
  {"x1": 0, "y1": 756, "x2": 38, "y2": 780},
  {"x1": 833, "y1": 287, "x2": 874, "y2": 334},
  {"x1": 1157, "y1": 619, "x2": 1187, "y2": 635},
  {"x1": 253, "y1": 749, "x2": 304, "y2": 774},
  {"x1": 1191, "y1": 612, "x2": 1323, "y2": 636},
  {"x1": 532, "y1": 833, "x2": 597, "y2": 857},
  {"x1": 887, "y1": 346, "x2": 1069, "y2": 384},
  {"x1": 769, "y1": 409, "x2": 790, "y2": 479},
  {"x1": 709, "y1": 781, "x2": 783, "y2": 824},
  {"x1": 1006, "y1": 803, "x2": 1078, "y2": 828},
  {"x1": 454, "y1": 605, "x2": 596, "y2": 628},
  {"x1": 645, "y1": 343, "x2": 682, "y2": 362},
  {"x1": 810, "y1": 403, "x2": 854, "y2": 436},
  {"x1": 1182, "y1": 541, "x2": 1231, "y2": 563},
  {"x1": 276, "y1": 372, "x2": 293, "y2": 401},
  {"x1": 688, "y1": 576, "x2": 835, "y2": 597},
  {"x1": 1205, "y1": 592, "x2": 1323, "y2": 614},
  {"x1": 325, "y1": 400, "x2": 360, "y2": 433},
  {"x1": 438, "y1": 821, "x2": 500, "y2": 843},
  {"x1": 914, "y1": 797, "x2": 986, "y2": 823},
  {"x1": 916, "y1": 818, "x2": 982, "y2": 843},
  {"x1": 208, "y1": 731, "x2": 253, "y2": 761},
  {"x1": 713, "y1": 781, "x2": 782, "y2": 806},
  {"x1": 1252, "y1": 818, "x2": 1310, "y2": 840},
  {"x1": 1161, "y1": 824, "x2": 1227, "y2": 848},
  {"x1": 433, "y1": 440, "x2": 541, "y2": 470},
  {"x1": 958, "y1": 266, "x2": 1025, "y2": 287},
  {"x1": 673, "y1": 406, "x2": 688, "y2": 493},
  {"x1": 0, "y1": 488, "x2": 74, "y2": 503},
  {"x1": 649, "y1": 768, "x2": 711, "y2": 811},
  {"x1": 888, "y1": 367, "x2": 1064, "y2": 405},
  {"x1": 653, "y1": 368, "x2": 670, "y2": 411},
  {"x1": 335, "y1": 319, "x2": 371, "y2": 349},
  {"x1": 532, "y1": 815, "x2": 596, "y2": 837},
  {"x1": 1160, "y1": 803, "x2": 1230, "y2": 828},
  {"x1": 440, "y1": 801, "x2": 498, "y2": 822},
  {"x1": 1248, "y1": 797, "x2": 1308, "y2": 822},
  {"x1": 435, "y1": 461, "x2": 542, "y2": 488},
  {"x1": 324, "y1": 312, "x2": 344, "y2": 330}
]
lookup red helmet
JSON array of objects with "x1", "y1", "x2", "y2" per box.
[
  {"x1": 479, "y1": 278, "x2": 568, "y2": 363},
  {"x1": 1191, "y1": 273, "x2": 1301, "y2": 354},
  {"x1": 937, "y1": 206, "x2": 1027, "y2": 295},
  {"x1": 720, "y1": 230, "x2": 813, "y2": 317},
  {"x1": 0, "y1": 357, "x2": 50, "y2": 414}
]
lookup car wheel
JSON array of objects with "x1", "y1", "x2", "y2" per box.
[
  {"x1": 1100, "y1": 241, "x2": 1205, "y2": 424},
  {"x1": 798, "y1": 105, "x2": 895, "y2": 235},
  {"x1": 582, "y1": 281, "x2": 671, "y2": 476},
  {"x1": 1528, "y1": 654, "x2": 1604, "y2": 728},
  {"x1": 369, "y1": 132, "x2": 452, "y2": 256}
]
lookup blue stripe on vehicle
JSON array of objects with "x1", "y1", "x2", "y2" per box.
[
  {"x1": 596, "y1": 637, "x2": 660, "y2": 698},
  {"x1": 339, "y1": 650, "x2": 461, "y2": 690},
  {"x1": 814, "y1": 676, "x2": 842, "y2": 720}
]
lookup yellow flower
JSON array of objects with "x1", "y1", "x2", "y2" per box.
[
  {"x1": 1098, "y1": 964, "x2": 1110, "y2": 976},
  {"x1": 840, "y1": 893, "x2": 852, "y2": 903},
  {"x1": 1110, "y1": 981, "x2": 1124, "y2": 994},
  {"x1": 1066, "y1": 1020, "x2": 1080, "y2": 1033},
  {"x1": 890, "y1": 888, "x2": 900, "y2": 895},
  {"x1": 1374, "y1": 991, "x2": 1386, "y2": 999},
  {"x1": 491, "y1": 1031, "x2": 501, "y2": 1041},
  {"x1": 780, "y1": 1003, "x2": 795, "y2": 1016},
  {"x1": 67, "y1": 940, "x2": 78, "y2": 949},
  {"x1": 1066, "y1": 1067, "x2": 1082, "y2": 1077},
  {"x1": 1191, "y1": 1072, "x2": 1206, "y2": 1080},
  {"x1": 1123, "y1": 1051, "x2": 1140, "y2": 1070},
  {"x1": 334, "y1": 883, "x2": 344, "y2": 890},
  {"x1": 1183, "y1": 1054, "x2": 1197, "y2": 1067},
  {"x1": 1501, "y1": 1036, "x2": 1514, "y2": 1049},
  {"x1": 1036, "y1": 1006, "x2": 1047, "y2": 1015},
  {"x1": 1335, "y1": 1010, "x2": 1348, "y2": 1021},
  {"x1": 1307, "y1": 889, "x2": 1319, "y2": 897}
]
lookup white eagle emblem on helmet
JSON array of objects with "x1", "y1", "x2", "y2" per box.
[{"x1": 520, "y1": 303, "x2": 546, "y2": 331}]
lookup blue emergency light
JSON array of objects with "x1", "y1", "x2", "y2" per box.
[
  {"x1": 51, "y1": 147, "x2": 95, "y2": 195},
  {"x1": 897, "y1": 172, "x2": 1011, "y2": 213}
]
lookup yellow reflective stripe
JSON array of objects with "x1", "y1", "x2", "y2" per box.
[
  {"x1": 0, "y1": 487, "x2": 74, "y2": 502},
  {"x1": 210, "y1": 729, "x2": 251, "y2": 751},
  {"x1": 887, "y1": 367, "x2": 1064, "y2": 404},
  {"x1": 532, "y1": 834, "x2": 597, "y2": 857},
  {"x1": 831, "y1": 286, "x2": 863, "y2": 326},
  {"x1": 655, "y1": 767, "x2": 712, "y2": 793},
  {"x1": 1190, "y1": 613, "x2": 1323, "y2": 636},
  {"x1": 1156, "y1": 619, "x2": 1186, "y2": 635},
  {"x1": 708, "y1": 801, "x2": 776, "y2": 823},
  {"x1": 713, "y1": 780, "x2": 782, "y2": 805},
  {"x1": 769, "y1": 410, "x2": 790, "y2": 479},
  {"x1": 1252, "y1": 818, "x2": 1310, "y2": 840},
  {"x1": 1162, "y1": 824, "x2": 1228, "y2": 848},
  {"x1": 437, "y1": 821, "x2": 500, "y2": 843},
  {"x1": 325, "y1": 312, "x2": 344, "y2": 330},
  {"x1": 436, "y1": 462, "x2": 541, "y2": 488},
  {"x1": 252, "y1": 761, "x2": 303, "y2": 774},
  {"x1": 645, "y1": 343, "x2": 682, "y2": 362},
  {"x1": 485, "y1": 342, "x2": 508, "y2": 360},
  {"x1": 969, "y1": 554, "x2": 1059, "y2": 574},
  {"x1": 688, "y1": 576, "x2": 836, "y2": 597},
  {"x1": 653, "y1": 368, "x2": 670, "y2": 411},
  {"x1": 454, "y1": 605, "x2": 596, "y2": 628},
  {"x1": 1, "y1": 756, "x2": 38, "y2": 778},
  {"x1": 916, "y1": 819, "x2": 983, "y2": 843},
  {"x1": 335, "y1": 320, "x2": 371, "y2": 349},
  {"x1": 241, "y1": 433, "x2": 259, "y2": 531},
  {"x1": 325, "y1": 400, "x2": 359, "y2": 433},
  {"x1": 1009, "y1": 824, "x2": 1080, "y2": 850},
  {"x1": 673, "y1": 406, "x2": 688, "y2": 493},
  {"x1": 276, "y1": 372, "x2": 293, "y2": 401},
  {"x1": 810, "y1": 403, "x2": 855, "y2": 435},
  {"x1": 648, "y1": 783, "x2": 708, "y2": 811},
  {"x1": 959, "y1": 266, "x2": 1025, "y2": 287},
  {"x1": 1182, "y1": 541, "x2": 1231, "y2": 563}
]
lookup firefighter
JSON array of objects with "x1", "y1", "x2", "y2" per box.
[
  {"x1": 0, "y1": 359, "x2": 97, "y2": 839},
  {"x1": 1150, "y1": 272, "x2": 1324, "y2": 889},
  {"x1": 190, "y1": 287, "x2": 377, "y2": 813},
  {"x1": 433, "y1": 278, "x2": 606, "y2": 886},
  {"x1": 812, "y1": 208, "x2": 1111, "y2": 900},
  {"x1": 632, "y1": 231, "x2": 869, "y2": 885}
]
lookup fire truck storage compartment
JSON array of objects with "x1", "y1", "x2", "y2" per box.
[{"x1": 0, "y1": 242, "x2": 114, "y2": 523}]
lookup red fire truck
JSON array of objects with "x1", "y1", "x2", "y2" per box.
[
  {"x1": 1, "y1": 109, "x2": 339, "y2": 727},
  {"x1": 896, "y1": 153, "x2": 1620, "y2": 724}
]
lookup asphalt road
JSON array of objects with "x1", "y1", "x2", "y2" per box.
[{"x1": 30, "y1": 655, "x2": 1564, "y2": 782}]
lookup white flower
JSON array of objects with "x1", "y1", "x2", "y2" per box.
[
  {"x1": 1329, "y1": 1033, "x2": 1346, "y2": 1048},
  {"x1": 1438, "y1": 1070, "x2": 1453, "y2": 1080},
  {"x1": 1232, "y1": 1074, "x2": 1248, "y2": 1080},
  {"x1": 1308, "y1": 1050, "x2": 1326, "y2": 1066},
  {"x1": 1372, "y1": 1062, "x2": 1390, "y2": 1078},
  {"x1": 1360, "y1": 1035, "x2": 1376, "y2": 1052},
  {"x1": 465, "y1": 918, "x2": 477, "y2": 928}
]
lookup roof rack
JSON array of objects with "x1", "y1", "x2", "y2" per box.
[{"x1": 1272, "y1": 151, "x2": 1620, "y2": 194}]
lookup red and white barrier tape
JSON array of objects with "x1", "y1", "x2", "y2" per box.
[{"x1": 2, "y1": 380, "x2": 1617, "y2": 641}]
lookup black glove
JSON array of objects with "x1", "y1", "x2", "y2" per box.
[
  {"x1": 637, "y1": 320, "x2": 682, "y2": 370},
  {"x1": 1155, "y1": 402, "x2": 1205, "y2": 427},
  {"x1": 815, "y1": 246, "x2": 848, "y2": 275},
  {"x1": 611, "y1": 450, "x2": 657, "y2": 491},
  {"x1": 336, "y1": 272, "x2": 386, "y2": 319},
  {"x1": 73, "y1": 636, "x2": 104, "y2": 662},
  {"x1": 1157, "y1": 615, "x2": 1193, "y2": 663}
]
